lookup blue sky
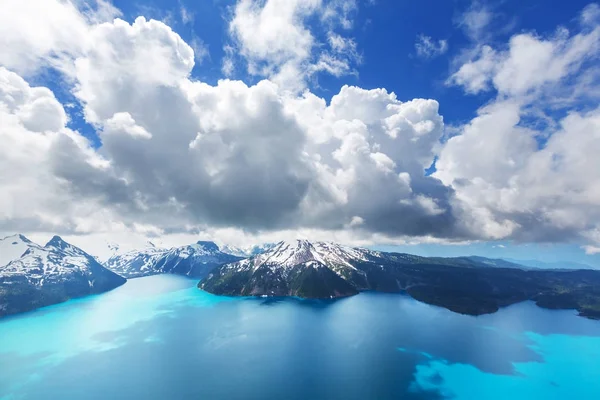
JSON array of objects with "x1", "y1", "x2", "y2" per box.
[{"x1": 2, "y1": 0, "x2": 600, "y2": 266}]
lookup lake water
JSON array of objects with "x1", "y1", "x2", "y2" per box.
[{"x1": 1, "y1": 274, "x2": 600, "y2": 400}]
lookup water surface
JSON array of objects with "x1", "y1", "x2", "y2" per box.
[{"x1": 1, "y1": 275, "x2": 599, "y2": 399}]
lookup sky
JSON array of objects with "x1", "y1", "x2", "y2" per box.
[{"x1": 1, "y1": 0, "x2": 600, "y2": 267}]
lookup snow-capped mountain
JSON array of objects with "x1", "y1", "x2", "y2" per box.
[
  {"x1": 4, "y1": 235, "x2": 600, "y2": 320},
  {"x1": 199, "y1": 239, "x2": 383, "y2": 298},
  {"x1": 199, "y1": 239, "x2": 600, "y2": 318},
  {"x1": 230, "y1": 239, "x2": 379, "y2": 274},
  {"x1": 0, "y1": 234, "x2": 38, "y2": 267},
  {"x1": 0, "y1": 235, "x2": 126, "y2": 317},
  {"x1": 104, "y1": 241, "x2": 243, "y2": 279},
  {"x1": 104, "y1": 242, "x2": 169, "y2": 278},
  {"x1": 199, "y1": 240, "x2": 533, "y2": 300},
  {"x1": 219, "y1": 243, "x2": 278, "y2": 257}
]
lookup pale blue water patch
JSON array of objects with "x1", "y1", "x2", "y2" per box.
[
  {"x1": 0, "y1": 275, "x2": 227, "y2": 359},
  {"x1": 410, "y1": 333, "x2": 600, "y2": 399},
  {"x1": 0, "y1": 275, "x2": 230, "y2": 398},
  {"x1": 1, "y1": 275, "x2": 600, "y2": 399}
]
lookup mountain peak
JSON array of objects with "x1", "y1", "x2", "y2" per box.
[
  {"x1": 196, "y1": 241, "x2": 219, "y2": 252},
  {"x1": 277, "y1": 239, "x2": 311, "y2": 246},
  {"x1": 104, "y1": 240, "x2": 242, "y2": 279},
  {"x1": 45, "y1": 235, "x2": 70, "y2": 250},
  {"x1": 200, "y1": 239, "x2": 365, "y2": 298},
  {"x1": 1, "y1": 233, "x2": 32, "y2": 244},
  {"x1": 0, "y1": 234, "x2": 38, "y2": 267},
  {"x1": 259, "y1": 239, "x2": 339, "y2": 269},
  {"x1": 219, "y1": 242, "x2": 277, "y2": 257},
  {"x1": 17, "y1": 234, "x2": 32, "y2": 243},
  {"x1": 250, "y1": 239, "x2": 377, "y2": 272},
  {"x1": 272, "y1": 239, "x2": 315, "y2": 254},
  {"x1": 1, "y1": 234, "x2": 126, "y2": 317}
]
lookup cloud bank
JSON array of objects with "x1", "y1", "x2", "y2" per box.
[{"x1": 1, "y1": 0, "x2": 600, "y2": 253}]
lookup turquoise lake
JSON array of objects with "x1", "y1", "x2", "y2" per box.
[{"x1": 1, "y1": 274, "x2": 600, "y2": 399}]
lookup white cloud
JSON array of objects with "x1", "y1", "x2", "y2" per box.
[
  {"x1": 0, "y1": 4, "x2": 455, "y2": 253},
  {"x1": 449, "y1": 16, "x2": 600, "y2": 97},
  {"x1": 2, "y1": 0, "x2": 600, "y2": 255},
  {"x1": 190, "y1": 35, "x2": 210, "y2": 64},
  {"x1": 0, "y1": 0, "x2": 119, "y2": 77},
  {"x1": 321, "y1": 0, "x2": 357, "y2": 29},
  {"x1": 221, "y1": 44, "x2": 236, "y2": 76},
  {"x1": 180, "y1": 3, "x2": 194, "y2": 25},
  {"x1": 456, "y1": 2, "x2": 492, "y2": 41},
  {"x1": 584, "y1": 245, "x2": 600, "y2": 255},
  {"x1": 415, "y1": 35, "x2": 448, "y2": 59},
  {"x1": 0, "y1": 66, "x2": 118, "y2": 236},
  {"x1": 327, "y1": 32, "x2": 361, "y2": 68},
  {"x1": 348, "y1": 216, "x2": 364, "y2": 227},
  {"x1": 227, "y1": 0, "x2": 319, "y2": 90},
  {"x1": 494, "y1": 29, "x2": 600, "y2": 96},
  {"x1": 225, "y1": 0, "x2": 360, "y2": 91},
  {"x1": 310, "y1": 53, "x2": 353, "y2": 77},
  {"x1": 581, "y1": 3, "x2": 600, "y2": 26},
  {"x1": 179, "y1": 2, "x2": 209, "y2": 64},
  {"x1": 437, "y1": 4, "x2": 600, "y2": 247},
  {"x1": 74, "y1": 16, "x2": 195, "y2": 125},
  {"x1": 104, "y1": 112, "x2": 152, "y2": 139},
  {"x1": 447, "y1": 45, "x2": 497, "y2": 94}
]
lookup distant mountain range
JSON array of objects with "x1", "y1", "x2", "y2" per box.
[
  {"x1": 0, "y1": 234, "x2": 125, "y2": 317},
  {"x1": 2, "y1": 235, "x2": 600, "y2": 319},
  {"x1": 0, "y1": 234, "x2": 247, "y2": 317},
  {"x1": 200, "y1": 239, "x2": 600, "y2": 320},
  {"x1": 103, "y1": 241, "x2": 167, "y2": 278},
  {"x1": 503, "y1": 258, "x2": 594, "y2": 270},
  {"x1": 198, "y1": 241, "x2": 536, "y2": 300},
  {"x1": 104, "y1": 241, "x2": 243, "y2": 278},
  {"x1": 219, "y1": 243, "x2": 277, "y2": 258}
]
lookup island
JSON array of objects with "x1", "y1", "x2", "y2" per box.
[{"x1": 199, "y1": 240, "x2": 600, "y2": 319}]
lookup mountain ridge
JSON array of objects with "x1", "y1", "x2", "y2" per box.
[
  {"x1": 219, "y1": 242, "x2": 277, "y2": 257},
  {"x1": 4, "y1": 235, "x2": 600, "y2": 320},
  {"x1": 503, "y1": 257, "x2": 595, "y2": 270},
  {"x1": 104, "y1": 240, "x2": 243, "y2": 278},
  {"x1": 200, "y1": 239, "x2": 600, "y2": 319},
  {"x1": 0, "y1": 234, "x2": 126, "y2": 317}
]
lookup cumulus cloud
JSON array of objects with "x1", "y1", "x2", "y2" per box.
[
  {"x1": 225, "y1": 0, "x2": 360, "y2": 91},
  {"x1": 0, "y1": 2, "x2": 457, "y2": 250},
  {"x1": 0, "y1": 67, "x2": 120, "y2": 235},
  {"x1": 447, "y1": 45, "x2": 497, "y2": 94},
  {"x1": 2, "y1": 0, "x2": 600, "y2": 255},
  {"x1": 449, "y1": 25, "x2": 600, "y2": 97},
  {"x1": 437, "y1": 4, "x2": 600, "y2": 246},
  {"x1": 0, "y1": 0, "x2": 119, "y2": 76}
]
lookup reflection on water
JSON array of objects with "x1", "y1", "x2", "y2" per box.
[{"x1": 1, "y1": 274, "x2": 599, "y2": 400}]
